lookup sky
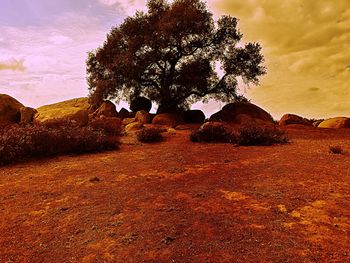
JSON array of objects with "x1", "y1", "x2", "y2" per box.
[{"x1": 0, "y1": 0, "x2": 349, "y2": 119}]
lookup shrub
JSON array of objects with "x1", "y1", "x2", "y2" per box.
[
  {"x1": 237, "y1": 125, "x2": 289, "y2": 146},
  {"x1": 136, "y1": 127, "x2": 163, "y2": 143},
  {"x1": 0, "y1": 123, "x2": 117, "y2": 166},
  {"x1": 329, "y1": 145, "x2": 343, "y2": 154},
  {"x1": 190, "y1": 123, "x2": 236, "y2": 143},
  {"x1": 89, "y1": 116, "x2": 122, "y2": 136}
]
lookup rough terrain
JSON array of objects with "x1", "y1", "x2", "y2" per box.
[{"x1": 0, "y1": 125, "x2": 349, "y2": 262}]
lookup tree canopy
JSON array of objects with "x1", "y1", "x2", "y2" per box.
[{"x1": 87, "y1": 0, "x2": 266, "y2": 112}]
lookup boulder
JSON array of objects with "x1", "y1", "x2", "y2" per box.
[
  {"x1": 20, "y1": 107, "x2": 37, "y2": 124},
  {"x1": 209, "y1": 102, "x2": 273, "y2": 124},
  {"x1": 278, "y1": 114, "x2": 312, "y2": 126},
  {"x1": 122, "y1": 117, "x2": 136, "y2": 126},
  {"x1": 130, "y1": 97, "x2": 152, "y2": 113},
  {"x1": 34, "y1": 97, "x2": 90, "y2": 126},
  {"x1": 318, "y1": 117, "x2": 350, "y2": 129},
  {"x1": 0, "y1": 94, "x2": 24, "y2": 124},
  {"x1": 235, "y1": 114, "x2": 272, "y2": 126},
  {"x1": 312, "y1": 120, "x2": 323, "y2": 127},
  {"x1": 184, "y1": 110, "x2": 205, "y2": 123},
  {"x1": 92, "y1": 101, "x2": 118, "y2": 118},
  {"x1": 152, "y1": 113, "x2": 183, "y2": 127},
  {"x1": 135, "y1": 110, "x2": 151, "y2": 124},
  {"x1": 119, "y1": 108, "x2": 135, "y2": 119},
  {"x1": 125, "y1": 122, "x2": 143, "y2": 132}
]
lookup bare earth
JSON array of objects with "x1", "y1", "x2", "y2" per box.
[{"x1": 0, "y1": 125, "x2": 349, "y2": 262}]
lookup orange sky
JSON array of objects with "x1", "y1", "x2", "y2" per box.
[
  {"x1": 1, "y1": 0, "x2": 349, "y2": 119},
  {"x1": 212, "y1": 0, "x2": 350, "y2": 119}
]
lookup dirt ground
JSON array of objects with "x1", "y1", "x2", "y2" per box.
[{"x1": 0, "y1": 125, "x2": 349, "y2": 262}]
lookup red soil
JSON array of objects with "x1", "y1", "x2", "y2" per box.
[{"x1": 0, "y1": 125, "x2": 349, "y2": 262}]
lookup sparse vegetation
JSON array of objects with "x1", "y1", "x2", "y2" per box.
[
  {"x1": 0, "y1": 122, "x2": 118, "y2": 166},
  {"x1": 136, "y1": 127, "x2": 163, "y2": 143},
  {"x1": 190, "y1": 124, "x2": 289, "y2": 146},
  {"x1": 190, "y1": 123, "x2": 236, "y2": 143},
  {"x1": 89, "y1": 116, "x2": 123, "y2": 136},
  {"x1": 237, "y1": 125, "x2": 289, "y2": 146},
  {"x1": 329, "y1": 145, "x2": 343, "y2": 154}
]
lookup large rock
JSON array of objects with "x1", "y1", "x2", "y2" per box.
[
  {"x1": 279, "y1": 114, "x2": 312, "y2": 126},
  {"x1": 209, "y1": 102, "x2": 273, "y2": 124},
  {"x1": 122, "y1": 117, "x2": 136, "y2": 125},
  {"x1": 130, "y1": 97, "x2": 152, "y2": 113},
  {"x1": 184, "y1": 110, "x2": 205, "y2": 123},
  {"x1": 318, "y1": 117, "x2": 350, "y2": 129},
  {"x1": 119, "y1": 108, "x2": 135, "y2": 119},
  {"x1": 135, "y1": 110, "x2": 152, "y2": 124},
  {"x1": 34, "y1": 98, "x2": 90, "y2": 126},
  {"x1": 20, "y1": 107, "x2": 38, "y2": 124},
  {"x1": 0, "y1": 94, "x2": 24, "y2": 124},
  {"x1": 92, "y1": 101, "x2": 118, "y2": 118},
  {"x1": 152, "y1": 113, "x2": 183, "y2": 127},
  {"x1": 125, "y1": 122, "x2": 143, "y2": 132}
]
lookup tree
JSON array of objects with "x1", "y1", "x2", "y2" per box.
[{"x1": 87, "y1": 0, "x2": 266, "y2": 113}]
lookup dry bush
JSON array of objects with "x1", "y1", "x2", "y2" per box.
[
  {"x1": 237, "y1": 125, "x2": 289, "y2": 146},
  {"x1": 190, "y1": 123, "x2": 236, "y2": 143},
  {"x1": 0, "y1": 123, "x2": 117, "y2": 166},
  {"x1": 329, "y1": 145, "x2": 343, "y2": 154},
  {"x1": 136, "y1": 127, "x2": 163, "y2": 143},
  {"x1": 89, "y1": 117, "x2": 122, "y2": 136}
]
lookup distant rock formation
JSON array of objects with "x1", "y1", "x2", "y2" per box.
[
  {"x1": 0, "y1": 94, "x2": 24, "y2": 125},
  {"x1": 318, "y1": 117, "x2": 350, "y2": 129},
  {"x1": 91, "y1": 101, "x2": 118, "y2": 118},
  {"x1": 130, "y1": 97, "x2": 152, "y2": 113},
  {"x1": 184, "y1": 110, "x2": 205, "y2": 123},
  {"x1": 279, "y1": 114, "x2": 312, "y2": 126},
  {"x1": 34, "y1": 98, "x2": 90, "y2": 126},
  {"x1": 209, "y1": 102, "x2": 273, "y2": 124},
  {"x1": 152, "y1": 113, "x2": 184, "y2": 127}
]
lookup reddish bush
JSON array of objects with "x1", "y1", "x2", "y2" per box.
[
  {"x1": 190, "y1": 123, "x2": 236, "y2": 143},
  {"x1": 136, "y1": 127, "x2": 163, "y2": 142},
  {"x1": 237, "y1": 125, "x2": 289, "y2": 146},
  {"x1": 0, "y1": 123, "x2": 117, "y2": 166},
  {"x1": 89, "y1": 116, "x2": 122, "y2": 136},
  {"x1": 329, "y1": 145, "x2": 343, "y2": 154}
]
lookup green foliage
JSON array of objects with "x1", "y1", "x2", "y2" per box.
[
  {"x1": 237, "y1": 125, "x2": 289, "y2": 146},
  {"x1": 87, "y1": 0, "x2": 265, "y2": 111},
  {"x1": 136, "y1": 127, "x2": 163, "y2": 142},
  {"x1": 0, "y1": 123, "x2": 118, "y2": 166}
]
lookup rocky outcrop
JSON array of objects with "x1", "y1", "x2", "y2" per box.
[
  {"x1": 122, "y1": 117, "x2": 136, "y2": 126},
  {"x1": 318, "y1": 117, "x2": 350, "y2": 129},
  {"x1": 130, "y1": 97, "x2": 152, "y2": 113},
  {"x1": 0, "y1": 94, "x2": 24, "y2": 124},
  {"x1": 278, "y1": 114, "x2": 312, "y2": 126},
  {"x1": 119, "y1": 108, "x2": 135, "y2": 119},
  {"x1": 209, "y1": 102, "x2": 273, "y2": 124},
  {"x1": 125, "y1": 122, "x2": 143, "y2": 132},
  {"x1": 184, "y1": 110, "x2": 205, "y2": 123},
  {"x1": 34, "y1": 98, "x2": 90, "y2": 126},
  {"x1": 20, "y1": 107, "x2": 37, "y2": 124},
  {"x1": 92, "y1": 101, "x2": 118, "y2": 118},
  {"x1": 135, "y1": 110, "x2": 152, "y2": 124},
  {"x1": 152, "y1": 113, "x2": 183, "y2": 127}
]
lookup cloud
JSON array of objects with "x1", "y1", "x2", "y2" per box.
[
  {"x1": 98, "y1": 0, "x2": 147, "y2": 15},
  {"x1": 213, "y1": 0, "x2": 350, "y2": 119},
  {"x1": 0, "y1": 58, "x2": 25, "y2": 71}
]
